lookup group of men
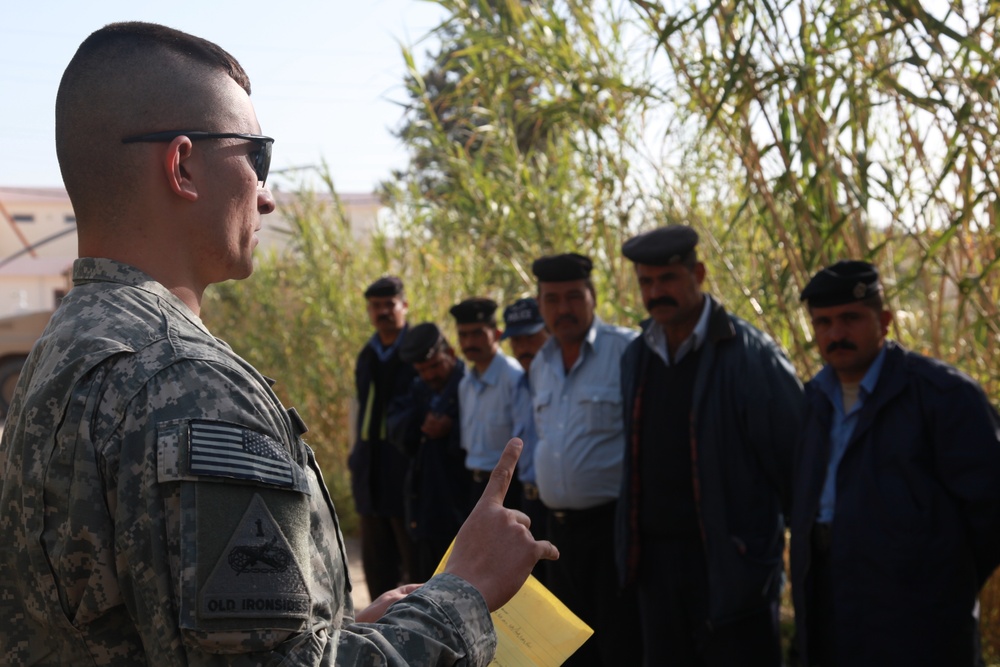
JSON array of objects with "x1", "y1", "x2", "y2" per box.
[{"x1": 0, "y1": 20, "x2": 998, "y2": 667}]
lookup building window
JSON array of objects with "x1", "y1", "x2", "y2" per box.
[
  {"x1": 12, "y1": 214, "x2": 34, "y2": 224},
  {"x1": 64, "y1": 215, "x2": 76, "y2": 224}
]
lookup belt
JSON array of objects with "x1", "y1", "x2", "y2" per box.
[
  {"x1": 812, "y1": 522, "x2": 832, "y2": 555},
  {"x1": 522, "y1": 483, "x2": 539, "y2": 501},
  {"x1": 549, "y1": 501, "x2": 616, "y2": 525},
  {"x1": 470, "y1": 469, "x2": 490, "y2": 484}
]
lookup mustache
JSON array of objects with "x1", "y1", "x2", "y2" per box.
[
  {"x1": 646, "y1": 296, "x2": 678, "y2": 310},
  {"x1": 376, "y1": 314, "x2": 393, "y2": 322},
  {"x1": 555, "y1": 314, "x2": 578, "y2": 327},
  {"x1": 462, "y1": 346, "x2": 481, "y2": 356},
  {"x1": 517, "y1": 352, "x2": 535, "y2": 363},
  {"x1": 826, "y1": 340, "x2": 858, "y2": 353}
]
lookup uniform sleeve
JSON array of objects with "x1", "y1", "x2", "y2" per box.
[{"x1": 387, "y1": 379, "x2": 421, "y2": 457}]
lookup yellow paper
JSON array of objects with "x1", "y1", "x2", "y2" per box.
[{"x1": 435, "y1": 543, "x2": 593, "y2": 667}]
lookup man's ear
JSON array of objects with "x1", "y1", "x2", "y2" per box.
[
  {"x1": 879, "y1": 308, "x2": 893, "y2": 335},
  {"x1": 164, "y1": 136, "x2": 198, "y2": 201}
]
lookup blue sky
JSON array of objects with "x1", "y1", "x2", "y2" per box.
[{"x1": 1, "y1": 0, "x2": 446, "y2": 193}]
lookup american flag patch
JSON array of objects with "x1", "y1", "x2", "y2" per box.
[{"x1": 189, "y1": 422, "x2": 294, "y2": 487}]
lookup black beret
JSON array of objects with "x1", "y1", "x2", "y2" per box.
[
  {"x1": 364, "y1": 275, "x2": 404, "y2": 298},
  {"x1": 399, "y1": 322, "x2": 445, "y2": 363},
  {"x1": 449, "y1": 297, "x2": 498, "y2": 325},
  {"x1": 801, "y1": 260, "x2": 881, "y2": 308},
  {"x1": 621, "y1": 225, "x2": 699, "y2": 266},
  {"x1": 531, "y1": 253, "x2": 593, "y2": 282},
  {"x1": 500, "y1": 297, "x2": 545, "y2": 341}
]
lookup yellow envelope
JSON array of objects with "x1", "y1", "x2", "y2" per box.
[{"x1": 435, "y1": 543, "x2": 593, "y2": 667}]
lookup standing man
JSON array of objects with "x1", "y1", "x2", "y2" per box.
[
  {"x1": 0, "y1": 21, "x2": 557, "y2": 665},
  {"x1": 451, "y1": 297, "x2": 527, "y2": 508},
  {"x1": 388, "y1": 323, "x2": 471, "y2": 582},
  {"x1": 792, "y1": 260, "x2": 1000, "y2": 666},
  {"x1": 616, "y1": 225, "x2": 804, "y2": 666},
  {"x1": 501, "y1": 297, "x2": 550, "y2": 577},
  {"x1": 349, "y1": 275, "x2": 417, "y2": 600},
  {"x1": 531, "y1": 253, "x2": 643, "y2": 667}
]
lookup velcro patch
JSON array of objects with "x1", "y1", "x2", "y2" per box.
[
  {"x1": 199, "y1": 493, "x2": 310, "y2": 620},
  {"x1": 189, "y1": 421, "x2": 294, "y2": 487}
]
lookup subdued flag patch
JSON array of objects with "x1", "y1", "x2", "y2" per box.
[{"x1": 189, "y1": 421, "x2": 293, "y2": 487}]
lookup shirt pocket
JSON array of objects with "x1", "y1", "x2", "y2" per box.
[
  {"x1": 577, "y1": 386, "x2": 623, "y2": 434},
  {"x1": 156, "y1": 418, "x2": 314, "y2": 645}
]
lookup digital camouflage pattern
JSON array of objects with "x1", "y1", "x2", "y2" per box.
[{"x1": 0, "y1": 258, "x2": 496, "y2": 666}]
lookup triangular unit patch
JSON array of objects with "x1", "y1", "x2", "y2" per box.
[{"x1": 199, "y1": 493, "x2": 311, "y2": 619}]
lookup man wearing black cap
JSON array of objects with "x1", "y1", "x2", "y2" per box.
[
  {"x1": 501, "y1": 298, "x2": 550, "y2": 577},
  {"x1": 617, "y1": 225, "x2": 804, "y2": 665},
  {"x1": 450, "y1": 297, "x2": 528, "y2": 508},
  {"x1": 792, "y1": 260, "x2": 1000, "y2": 667},
  {"x1": 349, "y1": 276, "x2": 417, "y2": 600},
  {"x1": 388, "y1": 323, "x2": 472, "y2": 581},
  {"x1": 530, "y1": 253, "x2": 643, "y2": 666}
]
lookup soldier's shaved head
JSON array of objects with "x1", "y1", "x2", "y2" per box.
[{"x1": 56, "y1": 22, "x2": 252, "y2": 226}]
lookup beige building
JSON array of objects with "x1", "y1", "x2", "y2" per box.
[{"x1": 0, "y1": 185, "x2": 383, "y2": 319}]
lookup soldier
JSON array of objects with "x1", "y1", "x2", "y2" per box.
[
  {"x1": 388, "y1": 323, "x2": 472, "y2": 582},
  {"x1": 0, "y1": 21, "x2": 556, "y2": 665},
  {"x1": 450, "y1": 297, "x2": 529, "y2": 508},
  {"x1": 349, "y1": 275, "x2": 416, "y2": 599}
]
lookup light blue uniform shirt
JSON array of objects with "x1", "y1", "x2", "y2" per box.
[
  {"x1": 642, "y1": 295, "x2": 712, "y2": 364},
  {"x1": 815, "y1": 345, "x2": 887, "y2": 523},
  {"x1": 513, "y1": 373, "x2": 539, "y2": 484},
  {"x1": 530, "y1": 317, "x2": 638, "y2": 509},
  {"x1": 458, "y1": 351, "x2": 528, "y2": 471}
]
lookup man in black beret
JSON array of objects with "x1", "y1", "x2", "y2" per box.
[
  {"x1": 388, "y1": 323, "x2": 472, "y2": 581},
  {"x1": 529, "y1": 253, "x2": 643, "y2": 666},
  {"x1": 617, "y1": 225, "x2": 804, "y2": 666},
  {"x1": 349, "y1": 275, "x2": 417, "y2": 600},
  {"x1": 450, "y1": 297, "x2": 528, "y2": 509},
  {"x1": 791, "y1": 260, "x2": 1000, "y2": 667}
]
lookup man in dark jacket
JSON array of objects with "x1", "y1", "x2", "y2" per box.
[
  {"x1": 616, "y1": 225, "x2": 804, "y2": 665},
  {"x1": 388, "y1": 323, "x2": 472, "y2": 581},
  {"x1": 349, "y1": 276, "x2": 417, "y2": 599},
  {"x1": 792, "y1": 260, "x2": 1000, "y2": 667}
]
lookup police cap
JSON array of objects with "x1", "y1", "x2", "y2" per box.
[
  {"x1": 399, "y1": 322, "x2": 445, "y2": 363},
  {"x1": 800, "y1": 260, "x2": 881, "y2": 308},
  {"x1": 531, "y1": 253, "x2": 593, "y2": 282},
  {"x1": 364, "y1": 275, "x2": 404, "y2": 298},
  {"x1": 500, "y1": 297, "x2": 545, "y2": 341},
  {"x1": 621, "y1": 225, "x2": 699, "y2": 266},
  {"x1": 449, "y1": 297, "x2": 498, "y2": 325}
]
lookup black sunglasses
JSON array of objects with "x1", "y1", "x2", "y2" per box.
[{"x1": 122, "y1": 131, "x2": 274, "y2": 185}]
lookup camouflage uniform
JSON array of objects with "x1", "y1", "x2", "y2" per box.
[{"x1": 0, "y1": 258, "x2": 495, "y2": 666}]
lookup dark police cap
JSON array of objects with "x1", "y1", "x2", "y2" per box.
[
  {"x1": 364, "y1": 275, "x2": 404, "y2": 298},
  {"x1": 399, "y1": 322, "x2": 445, "y2": 363},
  {"x1": 531, "y1": 253, "x2": 593, "y2": 282},
  {"x1": 621, "y1": 225, "x2": 699, "y2": 266},
  {"x1": 800, "y1": 260, "x2": 881, "y2": 308},
  {"x1": 449, "y1": 297, "x2": 498, "y2": 325},
  {"x1": 500, "y1": 297, "x2": 545, "y2": 341}
]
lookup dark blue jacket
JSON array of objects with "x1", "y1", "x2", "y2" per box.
[
  {"x1": 791, "y1": 341, "x2": 1000, "y2": 666},
  {"x1": 348, "y1": 328, "x2": 416, "y2": 516},
  {"x1": 386, "y1": 359, "x2": 471, "y2": 541},
  {"x1": 616, "y1": 296, "x2": 804, "y2": 625}
]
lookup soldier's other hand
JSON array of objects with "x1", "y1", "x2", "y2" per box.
[
  {"x1": 421, "y1": 413, "x2": 453, "y2": 439},
  {"x1": 444, "y1": 438, "x2": 559, "y2": 611},
  {"x1": 355, "y1": 583, "x2": 422, "y2": 623}
]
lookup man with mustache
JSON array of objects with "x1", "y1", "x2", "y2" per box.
[
  {"x1": 791, "y1": 260, "x2": 1000, "y2": 667},
  {"x1": 349, "y1": 276, "x2": 417, "y2": 599},
  {"x1": 501, "y1": 297, "x2": 550, "y2": 580},
  {"x1": 530, "y1": 253, "x2": 643, "y2": 666},
  {"x1": 617, "y1": 225, "x2": 804, "y2": 666},
  {"x1": 451, "y1": 297, "x2": 528, "y2": 508},
  {"x1": 388, "y1": 323, "x2": 472, "y2": 581}
]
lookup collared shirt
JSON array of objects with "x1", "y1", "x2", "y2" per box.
[
  {"x1": 531, "y1": 316, "x2": 638, "y2": 509},
  {"x1": 815, "y1": 345, "x2": 887, "y2": 522},
  {"x1": 513, "y1": 373, "x2": 538, "y2": 484},
  {"x1": 642, "y1": 295, "x2": 712, "y2": 365},
  {"x1": 459, "y1": 351, "x2": 528, "y2": 471},
  {"x1": 369, "y1": 327, "x2": 405, "y2": 363}
]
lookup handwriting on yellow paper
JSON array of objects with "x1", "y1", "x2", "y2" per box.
[{"x1": 436, "y1": 545, "x2": 593, "y2": 667}]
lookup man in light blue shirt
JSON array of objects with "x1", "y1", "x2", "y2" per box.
[
  {"x1": 451, "y1": 297, "x2": 528, "y2": 509},
  {"x1": 530, "y1": 253, "x2": 642, "y2": 667}
]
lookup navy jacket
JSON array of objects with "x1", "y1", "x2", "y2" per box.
[
  {"x1": 791, "y1": 341, "x2": 1000, "y2": 666},
  {"x1": 616, "y1": 296, "x2": 804, "y2": 625},
  {"x1": 387, "y1": 359, "x2": 471, "y2": 541},
  {"x1": 348, "y1": 328, "x2": 416, "y2": 516}
]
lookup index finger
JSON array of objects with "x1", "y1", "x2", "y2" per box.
[{"x1": 480, "y1": 438, "x2": 522, "y2": 507}]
